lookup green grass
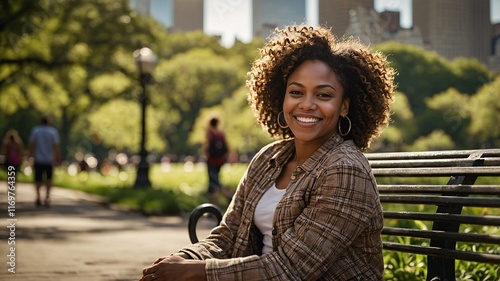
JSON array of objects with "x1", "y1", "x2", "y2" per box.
[
  {"x1": 5, "y1": 163, "x2": 245, "y2": 215},
  {"x1": 2, "y1": 163, "x2": 498, "y2": 280}
]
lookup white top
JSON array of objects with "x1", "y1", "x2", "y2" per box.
[
  {"x1": 29, "y1": 125, "x2": 59, "y2": 164},
  {"x1": 254, "y1": 183, "x2": 287, "y2": 254}
]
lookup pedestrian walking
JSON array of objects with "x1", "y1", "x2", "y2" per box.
[
  {"x1": 28, "y1": 116, "x2": 61, "y2": 207},
  {"x1": 204, "y1": 116, "x2": 232, "y2": 205},
  {"x1": 2, "y1": 129, "x2": 24, "y2": 172}
]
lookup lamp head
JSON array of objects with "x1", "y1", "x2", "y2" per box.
[{"x1": 133, "y1": 47, "x2": 158, "y2": 75}]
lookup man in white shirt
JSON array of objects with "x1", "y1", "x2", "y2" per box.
[{"x1": 29, "y1": 116, "x2": 61, "y2": 207}]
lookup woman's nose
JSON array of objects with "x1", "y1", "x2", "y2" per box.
[{"x1": 299, "y1": 95, "x2": 317, "y2": 110}]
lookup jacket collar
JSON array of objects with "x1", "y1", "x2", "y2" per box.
[{"x1": 268, "y1": 132, "x2": 346, "y2": 173}]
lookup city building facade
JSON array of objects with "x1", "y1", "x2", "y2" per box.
[
  {"x1": 252, "y1": 0, "x2": 306, "y2": 39},
  {"x1": 130, "y1": 0, "x2": 203, "y2": 32},
  {"x1": 413, "y1": 0, "x2": 490, "y2": 65},
  {"x1": 318, "y1": 0, "x2": 374, "y2": 38},
  {"x1": 131, "y1": 0, "x2": 498, "y2": 71}
]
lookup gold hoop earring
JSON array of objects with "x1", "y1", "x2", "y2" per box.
[
  {"x1": 277, "y1": 111, "x2": 288, "y2": 129},
  {"x1": 338, "y1": 115, "x2": 351, "y2": 137}
]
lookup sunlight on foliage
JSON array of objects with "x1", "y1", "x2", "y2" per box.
[
  {"x1": 408, "y1": 130, "x2": 455, "y2": 151},
  {"x1": 86, "y1": 99, "x2": 165, "y2": 152},
  {"x1": 468, "y1": 77, "x2": 500, "y2": 146},
  {"x1": 89, "y1": 72, "x2": 132, "y2": 98}
]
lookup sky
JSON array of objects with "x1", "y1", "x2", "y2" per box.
[{"x1": 204, "y1": 0, "x2": 500, "y2": 47}]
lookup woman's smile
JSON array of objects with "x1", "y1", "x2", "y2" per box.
[{"x1": 294, "y1": 114, "x2": 322, "y2": 125}]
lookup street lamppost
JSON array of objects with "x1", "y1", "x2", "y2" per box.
[{"x1": 133, "y1": 47, "x2": 157, "y2": 188}]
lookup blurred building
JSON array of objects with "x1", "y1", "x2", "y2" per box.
[
  {"x1": 130, "y1": 0, "x2": 203, "y2": 32},
  {"x1": 322, "y1": 0, "x2": 492, "y2": 68},
  {"x1": 171, "y1": 0, "x2": 203, "y2": 32},
  {"x1": 344, "y1": 5, "x2": 385, "y2": 44},
  {"x1": 130, "y1": 0, "x2": 498, "y2": 71},
  {"x1": 342, "y1": 4, "x2": 423, "y2": 47},
  {"x1": 318, "y1": 0, "x2": 374, "y2": 38},
  {"x1": 252, "y1": 0, "x2": 306, "y2": 39},
  {"x1": 413, "y1": 0, "x2": 490, "y2": 65},
  {"x1": 130, "y1": 0, "x2": 152, "y2": 17},
  {"x1": 489, "y1": 23, "x2": 500, "y2": 71}
]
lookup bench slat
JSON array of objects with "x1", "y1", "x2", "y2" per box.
[
  {"x1": 382, "y1": 242, "x2": 500, "y2": 264},
  {"x1": 382, "y1": 227, "x2": 500, "y2": 244},
  {"x1": 378, "y1": 184, "x2": 500, "y2": 195},
  {"x1": 383, "y1": 211, "x2": 500, "y2": 226},
  {"x1": 370, "y1": 158, "x2": 500, "y2": 168},
  {"x1": 372, "y1": 166, "x2": 500, "y2": 177},
  {"x1": 366, "y1": 149, "x2": 500, "y2": 160},
  {"x1": 380, "y1": 195, "x2": 500, "y2": 207}
]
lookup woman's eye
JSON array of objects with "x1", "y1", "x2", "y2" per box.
[
  {"x1": 317, "y1": 93, "x2": 332, "y2": 98},
  {"x1": 288, "y1": 90, "x2": 302, "y2": 96}
]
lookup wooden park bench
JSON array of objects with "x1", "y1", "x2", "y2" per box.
[{"x1": 188, "y1": 148, "x2": 500, "y2": 280}]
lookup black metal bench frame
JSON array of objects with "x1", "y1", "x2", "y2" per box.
[{"x1": 189, "y1": 149, "x2": 500, "y2": 280}]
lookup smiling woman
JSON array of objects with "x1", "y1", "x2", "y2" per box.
[
  {"x1": 247, "y1": 25, "x2": 395, "y2": 151},
  {"x1": 139, "y1": 24, "x2": 396, "y2": 281}
]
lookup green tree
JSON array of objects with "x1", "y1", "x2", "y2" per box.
[
  {"x1": 375, "y1": 41, "x2": 494, "y2": 150},
  {"x1": 425, "y1": 88, "x2": 471, "y2": 148},
  {"x1": 450, "y1": 57, "x2": 493, "y2": 95},
  {"x1": 86, "y1": 99, "x2": 166, "y2": 153},
  {"x1": 375, "y1": 42, "x2": 455, "y2": 114},
  {"x1": 373, "y1": 92, "x2": 415, "y2": 152},
  {"x1": 152, "y1": 48, "x2": 245, "y2": 154},
  {"x1": 408, "y1": 130, "x2": 455, "y2": 151},
  {"x1": 375, "y1": 43, "x2": 492, "y2": 109},
  {"x1": 468, "y1": 77, "x2": 500, "y2": 147},
  {"x1": 0, "y1": 0, "x2": 166, "y2": 159},
  {"x1": 162, "y1": 31, "x2": 227, "y2": 58}
]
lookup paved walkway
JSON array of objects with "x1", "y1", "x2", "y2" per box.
[{"x1": 0, "y1": 182, "x2": 213, "y2": 281}]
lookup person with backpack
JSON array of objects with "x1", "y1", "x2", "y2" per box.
[
  {"x1": 2, "y1": 129, "x2": 24, "y2": 172},
  {"x1": 204, "y1": 116, "x2": 230, "y2": 204}
]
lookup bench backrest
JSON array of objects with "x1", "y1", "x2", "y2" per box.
[
  {"x1": 365, "y1": 149, "x2": 500, "y2": 280},
  {"x1": 188, "y1": 149, "x2": 500, "y2": 280}
]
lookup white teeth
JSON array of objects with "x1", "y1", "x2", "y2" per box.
[{"x1": 296, "y1": 116, "x2": 320, "y2": 123}]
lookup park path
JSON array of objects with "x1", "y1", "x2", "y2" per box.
[{"x1": 0, "y1": 181, "x2": 200, "y2": 281}]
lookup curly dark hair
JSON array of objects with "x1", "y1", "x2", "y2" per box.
[{"x1": 246, "y1": 24, "x2": 396, "y2": 151}]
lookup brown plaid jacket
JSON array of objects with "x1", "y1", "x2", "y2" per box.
[{"x1": 179, "y1": 133, "x2": 384, "y2": 280}]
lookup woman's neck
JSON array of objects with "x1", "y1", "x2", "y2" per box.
[
  {"x1": 293, "y1": 142, "x2": 322, "y2": 166},
  {"x1": 293, "y1": 132, "x2": 336, "y2": 166}
]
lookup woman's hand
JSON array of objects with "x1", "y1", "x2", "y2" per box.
[{"x1": 139, "y1": 255, "x2": 207, "y2": 281}]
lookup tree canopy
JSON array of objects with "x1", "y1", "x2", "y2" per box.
[{"x1": 1, "y1": 0, "x2": 498, "y2": 167}]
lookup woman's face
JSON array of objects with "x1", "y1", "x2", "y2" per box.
[{"x1": 283, "y1": 59, "x2": 349, "y2": 144}]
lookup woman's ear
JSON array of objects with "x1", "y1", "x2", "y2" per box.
[{"x1": 341, "y1": 98, "x2": 350, "y2": 116}]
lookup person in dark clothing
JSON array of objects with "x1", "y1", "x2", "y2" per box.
[{"x1": 204, "y1": 116, "x2": 231, "y2": 204}]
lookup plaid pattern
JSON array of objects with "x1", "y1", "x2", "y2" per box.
[{"x1": 179, "y1": 133, "x2": 384, "y2": 280}]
